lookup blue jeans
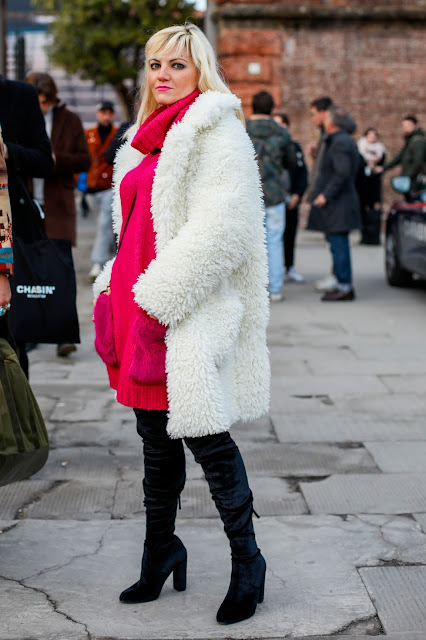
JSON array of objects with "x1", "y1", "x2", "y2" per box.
[
  {"x1": 265, "y1": 202, "x2": 286, "y2": 294},
  {"x1": 88, "y1": 189, "x2": 114, "y2": 266},
  {"x1": 327, "y1": 233, "x2": 353, "y2": 291}
]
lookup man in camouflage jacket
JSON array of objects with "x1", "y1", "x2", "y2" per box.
[{"x1": 246, "y1": 91, "x2": 295, "y2": 300}]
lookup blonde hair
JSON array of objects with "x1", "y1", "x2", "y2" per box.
[{"x1": 136, "y1": 23, "x2": 244, "y2": 126}]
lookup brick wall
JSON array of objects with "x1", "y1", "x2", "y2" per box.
[{"x1": 212, "y1": 1, "x2": 426, "y2": 204}]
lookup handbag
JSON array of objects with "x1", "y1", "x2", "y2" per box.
[
  {"x1": 0, "y1": 336, "x2": 49, "y2": 486},
  {"x1": 93, "y1": 194, "x2": 136, "y2": 366},
  {"x1": 8, "y1": 179, "x2": 80, "y2": 344}
]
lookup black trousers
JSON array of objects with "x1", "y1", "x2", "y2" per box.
[
  {"x1": 134, "y1": 408, "x2": 258, "y2": 559},
  {"x1": 284, "y1": 206, "x2": 299, "y2": 270}
]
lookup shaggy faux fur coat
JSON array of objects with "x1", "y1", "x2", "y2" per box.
[{"x1": 94, "y1": 90, "x2": 270, "y2": 439}]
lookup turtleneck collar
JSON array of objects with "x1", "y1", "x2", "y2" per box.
[{"x1": 131, "y1": 89, "x2": 201, "y2": 155}]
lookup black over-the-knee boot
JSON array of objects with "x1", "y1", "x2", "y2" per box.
[
  {"x1": 119, "y1": 409, "x2": 187, "y2": 604},
  {"x1": 185, "y1": 432, "x2": 266, "y2": 624}
]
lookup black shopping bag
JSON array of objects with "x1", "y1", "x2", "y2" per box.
[
  {"x1": 8, "y1": 234, "x2": 80, "y2": 344},
  {"x1": 8, "y1": 179, "x2": 80, "y2": 344}
]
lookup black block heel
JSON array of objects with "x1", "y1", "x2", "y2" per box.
[
  {"x1": 120, "y1": 535, "x2": 187, "y2": 604},
  {"x1": 173, "y1": 557, "x2": 187, "y2": 591}
]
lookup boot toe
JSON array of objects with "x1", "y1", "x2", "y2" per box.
[{"x1": 119, "y1": 580, "x2": 158, "y2": 604}]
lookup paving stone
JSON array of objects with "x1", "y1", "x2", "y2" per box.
[
  {"x1": 31, "y1": 447, "x2": 119, "y2": 484},
  {"x1": 26, "y1": 482, "x2": 114, "y2": 520},
  {"x1": 0, "y1": 519, "x2": 110, "y2": 581},
  {"x1": 359, "y1": 566, "x2": 426, "y2": 634},
  {"x1": 49, "y1": 420, "x2": 130, "y2": 448},
  {"x1": 380, "y1": 374, "x2": 426, "y2": 394},
  {"x1": 414, "y1": 514, "x2": 426, "y2": 534},
  {"x1": 365, "y1": 442, "x2": 426, "y2": 473},
  {"x1": 0, "y1": 516, "x2": 388, "y2": 639},
  {"x1": 272, "y1": 411, "x2": 426, "y2": 443},
  {"x1": 341, "y1": 393, "x2": 426, "y2": 418},
  {"x1": 34, "y1": 396, "x2": 57, "y2": 421},
  {"x1": 182, "y1": 477, "x2": 308, "y2": 517},
  {"x1": 0, "y1": 578, "x2": 86, "y2": 640},
  {"x1": 240, "y1": 443, "x2": 378, "y2": 476},
  {"x1": 271, "y1": 375, "x2": 388, "y2": 410},
  {"x1": 0, "y1": 481, "x2": 52, "y2": 520},
  {"x1": 48, "y1": 388, "x2": 116, "y2": 422},
  {"x1": 300, "y1": 474, "x2": 426, "y2": 515},
  {"x1": 231, "y1": 415, "x2": 277, "y2": 443},
  {"x1": 268, "y1": 322, "x2": 346, "y2": 346}
]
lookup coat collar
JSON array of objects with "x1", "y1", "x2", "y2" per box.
[{"x1": 112, "y1": 91, "x2": 242, "y2": 240}]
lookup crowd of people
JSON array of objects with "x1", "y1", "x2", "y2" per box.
[
  {"x1": 246, "y1": 92, "x2": 426, "y2": 303},
  {"x1": 1, "y1": 21, "x2": 426, "y2": 627}
]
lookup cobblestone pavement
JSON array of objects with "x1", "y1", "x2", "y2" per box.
[{"x1": 0, "y1": 216, "x2": 425, "y2": 640}]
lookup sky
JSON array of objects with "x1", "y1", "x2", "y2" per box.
[{"x1": 195, "y1": 0, "x2": 207, "y2": 10}]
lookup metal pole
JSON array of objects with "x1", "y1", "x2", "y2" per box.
[{"x1": 0, "y1": 0, "x2": 6, "y2": 76}]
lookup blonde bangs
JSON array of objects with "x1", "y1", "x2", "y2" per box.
[{"x1": 136, "y1": 23, "x2": 245, "y2": 128}]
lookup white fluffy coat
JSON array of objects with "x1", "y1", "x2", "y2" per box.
[{"x1": 94, "y1": 91, "x2": 270, "y2": 438}]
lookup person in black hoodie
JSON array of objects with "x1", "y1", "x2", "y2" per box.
[
  {"x1": 0, "y1": 75, "x2": 54, "y2": 375},
  {"x1": 274, "y1": 113, "x2": 308, "y2": 282}
]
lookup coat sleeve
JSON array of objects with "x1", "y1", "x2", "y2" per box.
[
  {"x1": 53, "y1": 113, "x2": 91, "y2": 175},
  {"x1": 384, "y1": 148, "x2": 403, "y2": 172},
  {"x1": 322, "y1": 138, "x2": 356, "y2": 203},
  {"x1": 290, "y1": 143, "x2": 308, "y2": 197},
  {"x1": 407, "y1": 138, "x2": 426, "y2": 179},
  {"x1": 5, "y1": 84, "x2": 53, "y2": 178},
  {"x1": 133, "y1": 129, "x2": 263, "y2": 327}
]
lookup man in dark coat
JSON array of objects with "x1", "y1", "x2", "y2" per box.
[
  {"x1": 0, "y1": 75, "x2": 54, "y2": 375},
  {"x1": 0, "y1": 76, "x2": 53, "y2": 239},
  {"x1": 309, "y1": 105, "x2": 360, "y2": 301}
]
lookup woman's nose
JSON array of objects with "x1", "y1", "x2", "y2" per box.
[{"x1": 157, "y1": 66, "x2": 170, "y2": 80}]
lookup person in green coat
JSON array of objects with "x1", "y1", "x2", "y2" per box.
[{"x1": 382, "y1": 115, "x2": 426, "y2": 187}]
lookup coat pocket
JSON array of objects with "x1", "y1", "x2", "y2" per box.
[
  {"x1": 93, "y1": 291, "x2": 118, "y2": 367},
  {"x1": 128, "y1": 312, "x2": 167, "y2": 385}
]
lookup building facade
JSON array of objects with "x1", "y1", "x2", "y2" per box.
[{"x1": 208, "y1": 0, "x2": 426, "y2": 173}]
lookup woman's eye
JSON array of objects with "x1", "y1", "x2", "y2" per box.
[
  {"x1": 173, "y1": 63, "x2": 185, "y2": 70},
  {"x1": 150, "y1": 63, "x2": 160, "y2": 69}
]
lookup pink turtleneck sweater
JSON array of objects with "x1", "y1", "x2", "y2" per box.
[{"x1": 107, "y1": 90, "x2": 200, "y2": 410}]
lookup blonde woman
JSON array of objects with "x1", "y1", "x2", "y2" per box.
[{"x1": 93, "y1": 23, "x2": 270, "y2": 624}]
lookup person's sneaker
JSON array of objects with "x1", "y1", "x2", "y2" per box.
[
  {"x1": 89, "y1": 263, "x2": 102, "y2": 281},
  {"x1": 314, "y1": 274, "x2": 338, "y2": 292},
  {"x1": 287, "y1": 267, "x2": 305, "y2": 283},
  {"x1": 270, "y1": 292, "x2": 284, "y2": 302},
  {"x1": 57, "y1": 343, "x2": 77, "y2": 357}
]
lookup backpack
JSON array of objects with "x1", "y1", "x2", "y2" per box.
[{"x1": 0, "y1": 337, "x2": 49, "y2": 486}]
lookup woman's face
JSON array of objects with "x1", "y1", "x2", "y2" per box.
[
  {"x1": 366, "y1": 130, "x2": 378, "y2": 144},
  {"x1": 38, "y1": 93, "x2": 53, "y2": 115},
  {"x1": 148, "y1": 46, "x2": 199, "y2": 107}
]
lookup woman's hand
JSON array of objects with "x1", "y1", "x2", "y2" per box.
[{"x1": 0, "y1": 274, "x2": 11, "y2": 314}]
